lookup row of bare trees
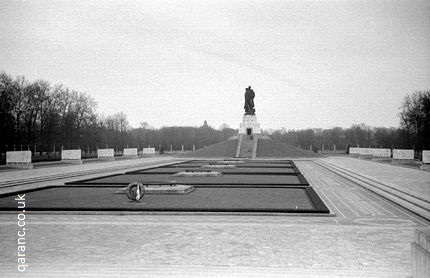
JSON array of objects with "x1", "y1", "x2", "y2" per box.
[
  {"x1": 1, "y1": 72, "x2": 98, "y2": 151},
  {"x1": 268, "y1": 91, "x2": 430, "y2": 152},
  {"x1": 269, "y1": 124, "x2": 413, "y2": 152},
  {"x1": 1, "y1": 71, "x2": 428, "y2": 156},
  {"x1": 0, "y1": 72, "x2": 236, "y2": 155}
]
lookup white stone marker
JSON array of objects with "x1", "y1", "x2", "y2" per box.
[
  {"x1": 98, "y1": 148, "x2": 115, "y2": 160},
  {"x1": 123, "y1": 148, "x2": 138, "y2": 157},
  {"x1": 349, "y1": 147, "x2": 391, "y2": 158},
  {"x1": 142, "y1": 148, "x2": 156, "y2": 155},
  {"x1": 61, "y1": 149, "x2": 82, "y2": 164},
  {"x1": 422, "y1": 151, "x2": 430, "y2": 164},
  {"x1": 393, "y1": 149, "x2": 414, "y2": 160},
  {"x1": 6, "y1": 151, "x2": 33, "y2": 168}
]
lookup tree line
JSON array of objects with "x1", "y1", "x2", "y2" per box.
[
  {"x1": 269, "y1": 124, "x2": 413, "y2": 152},
  {"x1": 270, "y1": 90, "x2": 429, "y2": 152},
  {"x1": 0, "y1": 71, "x2": 236, "y2": 154},
  {"x1": 1, "y1": 71, "x2": 428, "y2": 155}
]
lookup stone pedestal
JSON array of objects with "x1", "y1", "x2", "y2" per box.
[{"x1": 239, "y1": 115, "x2": 261, "y2": 135}]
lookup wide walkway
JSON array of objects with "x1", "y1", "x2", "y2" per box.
[
  {"x1": 319, "y1": 156, "x2": 430, "y2": 201},
  {"x1": 0, "y1": 156, "x2": 178, "y2": 195},
  {"x1": 0, "y1": 156, "x2": 178, "y2": 183},
  {"x1": 0, "y1": 157, "x2": 429, "y2": 277}
]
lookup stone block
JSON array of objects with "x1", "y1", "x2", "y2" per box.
[
  {"x1": 423, "y1": 150, "x2": 430, "y2": 164},
  {"x1": 202, "y1": 164, "x2": 237, "y2": 169},
  {"x1": 61, "y1": 149, "x2": 82, "y2": 160},
  {"x1": 393, "y1": 149, "x2": 414, "y2": 160},
  {"x1": 115, "y1": 184, "x2": 194, "y2": 195},
  {"x1": 98, "y1": 148, "x2": 115, "y2": 160},
  {"x1": 6, "y1": 151, "x2": 33, "y2": 168},
  {"x1": 350, "y1": 147, "x2": 390, "y2": 157},
  {"x1": 142, "y1": 148, "x2": 156, "y2": 155},
  {"x1": 174, "y1": 170, "x2": 222, "y2": 177},
  {"x1": 123, "y1": 148, "x2": 138, "y2": 157}
]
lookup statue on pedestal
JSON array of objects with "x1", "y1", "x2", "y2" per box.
[{"x1": 244, "y1": 86, "x2": 255, "y2": 115}]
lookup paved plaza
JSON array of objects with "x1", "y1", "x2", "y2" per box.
[{"x1": 0, "y1": 156, "x2": 429, "y2": 277}]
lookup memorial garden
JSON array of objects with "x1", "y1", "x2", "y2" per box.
[
  {"x1": 1, "y1": 71, "x2": 429, "y2": 164},
  {"x1": 0, "y1": 80, "x2": 429, "y2": 277}
]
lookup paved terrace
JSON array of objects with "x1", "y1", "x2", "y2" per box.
[
  {"x1": 0, "y1": 156, "x2": 179, "y2": 195},
  {"x1": 0, "y1": 156, "x2": 429, "y2": 277}
]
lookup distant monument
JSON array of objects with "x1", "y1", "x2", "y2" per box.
[
  {"x1": 244, "y1": 86, "x2": 255, "y2": 115},
  {"x1": 239, "y1": 86, "x2": 261, "y2": 135}
]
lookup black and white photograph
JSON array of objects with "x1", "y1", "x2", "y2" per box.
[{"x1": 0, "y1": 0, "x2": 429, "y2": 277}]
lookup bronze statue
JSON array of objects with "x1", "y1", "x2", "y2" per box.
[{"x1": 244, "y1": 86, "x2": 255, "y2": 115}]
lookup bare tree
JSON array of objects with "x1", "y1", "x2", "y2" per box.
[{"x1": 399, "y1": 90, "x2": 430, "y2": 150}]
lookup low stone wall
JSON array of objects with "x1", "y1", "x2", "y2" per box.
[
  {"x1": 393, "y1": 149, "x2": 414, "y2": 160},
  {"x1": 6, "y1": 151, "x2": 33, "y2": 169},
  {"x1": 142, "y1": 148, "x2": 156, "y2": 155},
  {"x1": 411, "y1": 228, "x2": 430, "y2": 278},
  {"x1": 97, "y1": 148, "x2": 115, "y2": 160}
]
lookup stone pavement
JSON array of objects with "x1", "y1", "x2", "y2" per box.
[
  {"x1": 0, "y1": 156, "x2": 178, "y2": 184},
  {"x1": 319, "y1": 157, "x2": 430, "y2": 201},
  {"x1": 0, "y1": 156, "x2": 179, "y2": 196},
  {"x1": 0, "y1": 214, "x2": 418, "y2": 277},
  {"x1": 0, "y1": 157, "x2": 429, "y2": 277}
]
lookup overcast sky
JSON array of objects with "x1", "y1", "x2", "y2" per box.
[{"x1": 1, "y1": 0, "x2": 429, "y2": 130}]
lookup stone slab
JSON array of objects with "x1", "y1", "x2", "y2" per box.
[
  {"x1": 143, "y1": 148, "x2": 156, "y2": 155},
  {"x1": 98, "y1": 148, "x2": 114, "y2": 159},
  {"x1": 114, "y1": 184, "x2": 195, "y2": 195},
  {"x1": 423, "y1": 150, "x2": 430, "y2": 164},
  {"x1": 61, "y1": 149, "x2": 82, "y2": 160},
  {"x1": 350, "y1": 147, "x2": 391, "y2": 157},
  {"x1": 201, "y1": 164, "x2": 237, "y2": 169},
  {"x1": 174, "y1": 170, "x2": 223, "y2": 177},
  {"x1": 123, "y1": 148, "x2": 138, "y2": 157},
  {"x1": 6, "y1": 151, "x2": 32, "y2": 164},
  {"x1": 393, "y1": 149, "x2": 414, "y2": 160}
]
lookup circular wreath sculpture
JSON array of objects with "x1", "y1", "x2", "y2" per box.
[{"x1": 126, "y1": 182, "x2": 145, "y2": 201}]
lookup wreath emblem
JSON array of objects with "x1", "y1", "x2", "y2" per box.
[{"x1": 126, "y1": 182, "x2": 145, "y2": 201}]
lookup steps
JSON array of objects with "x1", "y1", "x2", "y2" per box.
[{"x1": 236, "y1": 135, "x2": 258, "y2": 159}]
